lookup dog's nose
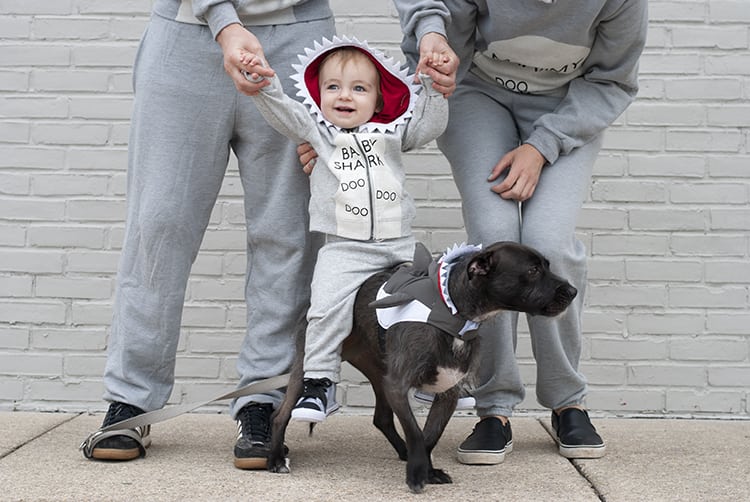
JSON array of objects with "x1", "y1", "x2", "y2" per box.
[{"x1": 557, "y1": 283, "x2": 577, "y2": 303}]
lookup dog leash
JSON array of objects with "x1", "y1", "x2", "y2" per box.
[{"x1": 79, "y1": 373, "x2": 291, "y2": 458}]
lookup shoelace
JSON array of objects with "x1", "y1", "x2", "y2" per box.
[
  {"x1": 301, "y1": 378, "x2": 331, "y2": 407},
  {"x1": 103, "y1": 402, "x2": 144, "y2": 427},
  {"x1": 237, "y1": 404, "x2": 272, "y2": 444}
]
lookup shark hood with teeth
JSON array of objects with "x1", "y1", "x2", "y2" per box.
[{"x1": 291, "y1": 36, "x2": 420, "y2": 134}]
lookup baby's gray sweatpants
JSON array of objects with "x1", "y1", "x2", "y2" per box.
[
  {"x1": 102, "y1": 14, "x2": 335, "y2": 418},
  {"x1": 438, "y1": 73, "x2": 604, "y2": 418},
  {"x1": 302, "y1": 235, "x2": 415, "y2": 382}
]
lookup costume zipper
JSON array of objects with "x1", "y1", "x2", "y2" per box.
[{"x1": 353, "y1": 134, "x2": 376, "y2": 239}]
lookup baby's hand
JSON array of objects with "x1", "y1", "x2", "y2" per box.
[
  {"x1": 240, "y1": 51, "x2": 268, "y2": 83},
  {"x1": 423, "y1": 52, "x2": 451, "y2": 69},
  {"x1": 239, "y1": 51, "x2": 262, "y2": 66}
]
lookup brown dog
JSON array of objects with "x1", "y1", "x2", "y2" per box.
[{"x1": 268, "y1": 241, "x2": 577, "y2": 493}]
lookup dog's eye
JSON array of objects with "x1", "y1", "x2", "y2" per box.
[{"x1": 527, "y1": 266, "x2": 541, "y2": 279}]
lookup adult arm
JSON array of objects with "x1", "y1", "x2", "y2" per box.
[
  {"x1": 194, "y1": 2, "x2": 275, "y2": 95},
  {"x1": 393, "y1": 0, "x2": 458, "y2": 96},
  {"x1": 392, "y1": 0, "x2": 450, "y2": 48},
  {"x1": 489, "y1": 0, "x2": 648, "y2": 201},
  {"x1": 193, "y1": 0, "x2": 243, "y2": 39},
  {"x1": 525, "y1": 0, "x2": 648, "y2": 165}
]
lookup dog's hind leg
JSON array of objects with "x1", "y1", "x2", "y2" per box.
[
  {"x1": 268, "y1": 323, "x2": 306, "y2": 474},
  {"x1": 268, "y1": 376, "x2": 301, "y2": 473}
]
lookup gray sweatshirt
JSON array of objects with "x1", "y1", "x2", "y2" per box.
[
  {"x1": 393, "y1": 0, "x2": 648, "y2": 164},
  {"x1": 251, "y1": 39, "x2": 449, "y2": 241},
  {"x1": 152, "y1": 0, "x2": 332, "y2": 38}
]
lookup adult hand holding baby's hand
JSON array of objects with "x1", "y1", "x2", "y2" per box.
[
  {"x1": 239, "y1": 52, "x2": 270, "y2": 83},
  {"x1": 417, "y1": 32, "x2": 458, "y2": 97},
  {"x1": 216, "y1": 23, "x2": 275, "y2": 95}
]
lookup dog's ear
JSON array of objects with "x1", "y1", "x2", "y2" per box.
[{"x1": 468, "y1": 251, "x2": 494, "y2": 279}]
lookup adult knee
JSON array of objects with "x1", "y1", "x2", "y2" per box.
[{"x1": 133, "y1": 203, "x2": 202, "y2": 267}]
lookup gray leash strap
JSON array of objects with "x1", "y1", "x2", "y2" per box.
[{"x1": 79, "y1": 373, "x2": 291, "y2": 458}]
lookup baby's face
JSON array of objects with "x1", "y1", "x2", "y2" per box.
[{"x1": 318, "y1": 55, "x2": 381, "y2": 129}]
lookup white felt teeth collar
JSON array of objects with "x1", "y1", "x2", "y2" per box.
[
  {"x1": 437, "y1": 243, "x2": 483, "y2": 315},
  {"x1": 290, "y1": 35, "x2": 419, "y2": 134}
]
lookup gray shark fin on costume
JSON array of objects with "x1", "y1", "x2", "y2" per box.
[
  {"x1": 369, "y1": 242, "x2": 434, "y2": 309},
  {"x1": 368, "y1": 292, "x2": 412, "y2": 309}
]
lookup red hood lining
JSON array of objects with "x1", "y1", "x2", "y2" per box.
[{"x1": 303, "y1": 46, "x2": 411, "y2": 125}]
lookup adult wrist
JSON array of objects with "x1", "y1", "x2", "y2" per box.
[{"x1": 204, "y1": 2, "x2": 242, "y2": 40}]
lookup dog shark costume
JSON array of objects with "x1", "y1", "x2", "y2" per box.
[{"x1": 372, "y1": 243, "x2": 482, "y2": 340}]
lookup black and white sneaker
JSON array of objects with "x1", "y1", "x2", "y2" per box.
[
  {"x1": 457, "y1": 417, "x2": 513, "y2": 465},
  {"x1": 552, "y1": 408, "x2": 606, "y2": 459},
  {"x1": 88, "y1": 402, "x2": 151, "y2": 461},
  {"x1": 291, "y1": 378, "x2": 340, "y2": 423},
  {"x1": 234, "y1": 402, "x2": 274, "y2": 469},
  {"x1": 413, "y1": 388, "x2": 476, "y2": 410}
]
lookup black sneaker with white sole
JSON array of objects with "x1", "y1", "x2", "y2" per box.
[
  {"x1": 291, "y1": 378, "x2": 340, "y2": 423},
  {"x1": 457, "y1": 417, "x2": 513, "y2": 465},
  {"x1": 89, "y1": 402, "x2": 151, "y2": 461},
  {"x1": 551, "y1": 408, "x2": 606, "y2": 459},
  {"x1": 234, "y1": 402, "x2": 274, "y2": 469}
]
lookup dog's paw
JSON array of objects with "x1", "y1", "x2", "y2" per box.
[
  {"x1": 407, "y1": 479, "x2": 426, "y2": 494},
  {"x1": 406, "y1": 465, "x2": 428, "y2": 494},
  {"x1": 428, "y1": 468, "x2": 453, "y2": 484},
  {"x1": 267, "y1": 456, "x2": 291, "y2": 474}
]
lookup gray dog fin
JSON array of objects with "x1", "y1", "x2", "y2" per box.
[
  {"x1": 369, "y1": 242, "x2": 436, "y2": 310},
  {"x1": 369, "y1": 292, "x2": 413, "y2": 309},
  {"x1": 411, "y1": 242, "x2": 433, "y2": 275}
]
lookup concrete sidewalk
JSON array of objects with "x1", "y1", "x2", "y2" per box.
[{"x1": 1, "y1": 411, "x2": 749, "y2": 501}]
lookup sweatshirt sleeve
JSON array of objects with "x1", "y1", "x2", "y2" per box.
[
  {"x1": 392, "y1": 0, "x2": 450, "y2": 70},
  {"x1": 192, "y1": 1, "x2": 242, "y2": 39},
  {"x1": 525, "y1": 0, "x2": 648, "y2": 165},
  {"x1": 401, "y1": 75, "x2": 449, "y2": 152},
  {"x1": 392, "y1": 0, "x2": 450, "y2": 43},
  {"x1": 251, "y1": 75, "x2": 319, "y2": 145},
  {"x1": 394, "y1": 0, "x2": 479, "y2": 87}
]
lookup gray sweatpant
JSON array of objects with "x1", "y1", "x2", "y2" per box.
[
  {"x1": 102, "y1": 14, "x2": 335, "y2": 418},
  {"x1": 302, "y1": 235, "x2": 416, "y2": 382},
  {"x1": 437, "y1": 73, "x2": 604, "y2": 418}
]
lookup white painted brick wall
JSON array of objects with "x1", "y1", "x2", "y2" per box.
[{"x1": 1, "y1": 1, "x2": 748, "y2": 417}]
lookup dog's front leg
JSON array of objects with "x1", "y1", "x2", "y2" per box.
[
  {"x1": 384, "y1": 377, "x2": 430, "y2": 493},
  {"x1": 421, "y1": 388, "x2": 459, "y2": 484}
]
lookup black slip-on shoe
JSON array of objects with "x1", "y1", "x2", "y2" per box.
[
  {"x1": 552, "y1": 408, "x2": 606, "y2": 459},
  {"x1": 457, "y1": 417, "x2": 513, "y2": 465}
]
